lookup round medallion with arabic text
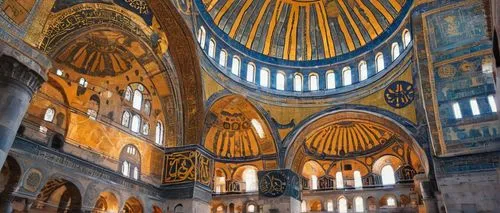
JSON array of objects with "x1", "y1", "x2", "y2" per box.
[
  {"x1": 384, "y1": 81, "x2": 415, "y2": 108},
  {"x1": 259, "y1": 171, "x2": 287, "y2": 197}
]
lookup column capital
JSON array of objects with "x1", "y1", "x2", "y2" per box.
[{"x1": 0, "y1": 40, "x2": 50, "y2": 95}]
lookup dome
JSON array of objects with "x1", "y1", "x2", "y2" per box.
[{"x1": 197, "y1": 0, "x2": 411, "y2": 62}]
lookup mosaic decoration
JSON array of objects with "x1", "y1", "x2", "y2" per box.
[
  {"x1": 40, "y1": 5, "x2": 151, "y2": 53},
  {"x1": 304, "y1": 119, "x2": 396, "y2": 158},
  {"x1": 204, "y1": 96, "x2": 276, "y2": 159},
  {"x1": 164, "y1": 150, "x2": 213, "y2": 186},
  {"x1": 51, "y1": 0, "x2": 153, "y2": 25},
  {"x1": 198, "y1": 0, "x2": 411, "y2": 60},
  {"x1": 1, "y1": 0, "x2": 35, "y2": 25},
  {"x1": 384, "y1": 81, "x2": 415, "y2": 108},
  {"x1": 259, "y1": 170, "x2": 287, "y2": 197},
  {"x1": 164, "y1": 151, "x2": 196, "y2": 184},
  {"x1": 23, "y1": 169, "x2": 42, "y2": 192}
]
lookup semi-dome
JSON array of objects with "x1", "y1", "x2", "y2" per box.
[{"x1": 198, "y1": 0, "x2": 411, "y2": 61}]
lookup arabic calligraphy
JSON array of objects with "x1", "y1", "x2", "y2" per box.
[
  {"x1": 164, "y1": 151, "x2": 196, "y2": 183},
  {"x1": 259, "y1": 171, "x2": 287, "y2": 197},
  {"x1": 384, "y1": 81, "x2": 415, "y2": 108}
]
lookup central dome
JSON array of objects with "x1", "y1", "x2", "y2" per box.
[{"x1": 200, "y1": 0, "x2": 409, "y2": 61}]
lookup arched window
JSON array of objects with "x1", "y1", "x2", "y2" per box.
[
  {"x1": 359, "y1": 61, "x2": 368, "y2": 81},
  {"x1": 142, "y1": 122, "x2": 149, "y2": 135},
  {"x1": 336, "y1": 171, "x2": 344, "y2": 189},
  {"x1": 131, "y1": 114, "x2": 141, "y2": 133},
  {"x1": 402, "y1": 29, "x2": 411, "y2": 48},
  {"x1": 338, "y1": 197, "x2": 348, "y2": 213},
  {"x1": 276, "y1": 72, "x2": 286, "y2": 90},
  {"x1": 376, "y1": 53, "x2": 385, "y2": 72},
  {"x1": 44, "y1": 108, "x2": 55, "y2": 122},
  {"x1": 122, "y1": 111, "x2": 131, "y2": 127},
  {"x1": 387, "y1": 197, "x2": 396, "y2": 207},
  {"x1": 247, "y1": 204, "x2": 256, "y2": 213},
  {"x1": 198, "y1": 27, "x2": 206, "y2": 49},
  {"x1": 381, "y1": 165, "x2": 396, "y2": 185},
  {"x1": 242, "y1": 167, "x2": 258, "y2": 192},
  {"x1": 155, "y1": 121, "x2": 164, "y2": 145},
  {"x1": 452, "y1": 102, "x2": 462, "y2": 119},
  {"x1": 301, "y1": 200, "x2": 307, "y2": 213},
  {"x1": 251, "y1": 119, "x2": 265, "y2": 139},
  {"x1": 342, "y1": 67, "x2": 352, "y2": 86},
  {"x1": 488, "y1": 95, "x2": 497, "y2": 112},
  {"x1": 260, "y1": 68, "x2": 270, "y2": 87},
  {"x1": 392, "y1": 42, "x2": 400, "y2": 61},
  {"x1": 144, "y1": 101, "x2": 151, "y2": 116},
  {"x1": 327, "y1": 200, "x2": 334, "y2": 212},
  {"x1": 354, "y1": 170, "x2": 362, "y2": 188},
  {"x1": 470, "y1": 98, "x2": 480, "y2": 116},
  {"x1": 175, "y1": 204, "x2": 184, "y2": 213},
  {"x1": 208, "y1": 39, "x2": 216, "y2": 58},
  {"x1": 246, "y1": 63, "x2": 255, "y2": 82},
  {"x1": 122, "y1": 161, "x2": 130, "y2": 177},
  {"x1": 311, "y1": 175, "x2": 318, "y2": 190},
  {"x1": 309, "y1": 73, "x2": 319, "y2": 91},
  {"x1": 294, "y1": 74, "x2": 303, "y2": 91},
  {"x1": 214, "y1": 173, "x2": 226, "y2": 194},
  {"x1": 132, "y1": 90, "x2": 142, "y2": 110},
  {"x1": 125, "y1": 86, "x2": 132, "y2": 101},
  {"x1": 326, "y1": 71, "x2": 335, "y2": 89},
  {"x1": 79, "y1": 77, "x2": 88, "y2": 88},
  {"x1": 231, "y1": 56, "x2": 240, "y2": 76},
  {"x1": 355, "y1": 196, "x2": 364, "y2": 212},
  {"x1": 219, "y1": 50, "x2": 227, "y2": 67},
  {"x1": 133, "y1": 166, "x2": 139, "y2": 180}
]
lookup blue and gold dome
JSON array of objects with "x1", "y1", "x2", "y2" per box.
[{"x1": 198, "y1": 0, "x2": 410, "y2": 61}]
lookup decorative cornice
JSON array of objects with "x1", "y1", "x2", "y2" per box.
[{"x1": 0, "y1": 55, "x2": 45, "y2": 95}]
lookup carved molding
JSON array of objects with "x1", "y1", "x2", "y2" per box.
[{"x1": 0, "y1": 55, "x2": 45, "y2": 95}]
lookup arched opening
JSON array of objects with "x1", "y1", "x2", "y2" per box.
[
  {"x1": 379, "y1": 194, "x2": 397, "y2": 208},
  {"x1": 327, "y1": 200, "x2": 334, "y2": 212},
  {"x1": 294, "y1": 73, "x2": 303, "y2": 91},
  {"x1": 375, "y1": 53, "x2": 384, "y2": 72},
  {"x1": 219, "y1": 50, "x2": 227, "y2": 67},
  {"x1": 119, "y1": 145, "x2": 141, "y2": 180},
  {"x1": 391, "y1": 42, "x2": 400, "y2": 61},
  {"x1": 123, "y1": 197, "x2": 143, "y2": 213},
  {"x1": 342, "y1": 67, "x2": 352, "y2": 86},
  {"x1": 246, "y1": 203, "x2": 257, "y2": 213},
  {"x1": 336, "y1": 171, "x2": 344, "y2": 189},
  {"x1": 155, "y1": 121, "x2": 164, "y2": 145},
  {"x1": 381, "y1": 165, "x2": 396, "y2": 186},
  {"x1": 208, "y1": 39, "x2": 216, "y2": 58},
  {"x1": 301, "y1": 160, "x2": 325, "y2": 190},
  {"x1": 276, "y1": 71, "x2": 286, "y2": 91},
  {"x1": 0, "y1": 156, "x2": 22, "y2": 212},
  {"x1": 198, "y1": 26, "x2": 207, "y2": 49},
  {"x1": 338, "y1": 197, "x2": 348, "y2": 213},
  {"x1": 132, "y1": 90, "x2": 143, "y2": 110},
  {"x1": 246, "y1": 63, "x2": 256, "y2": 82},
  {"x1": 358, "y1": 61, "x2": 368, "y2": 81},
  {"x1": 367, "y1": 196, "x2": 377, "y2": 211},
  {"x1": 354, "y1": 170, "x2": 362, "y2": 188},
  {"x1": 44, "y1": 108, "x2": 55, "y2": 122},
  {"x1": 93, "y1": 191, "x2": 119, "y2": 213},
  {"x1": 214, "y1": 169, "x2": 226, "y2": 194},
  {"x1": 309, "y1": 200, "x2": 322, "y2": 211},
  {"x1": 49, "y1": 133, "x2": 65, "y2": 150},
  {"x1": 354, "y1": 196, "x2": 364, "y2": 212},
  {"x1": 402, "y1": 29, "x2": 411, "y2": 48},
  {"x1": 231, "y1": 56, "x2": 240, "y2": 76},
  {"x1": 122, "y1": 111, "x2": 131, "y2": 127},
  {"x1": 242, "y1": 167, "x2": 258, "y2": 192},
  {"x1": 309, "y1": 73, "x2": 319, "y2": 91},
  {"x1": 259, "y1": 68, "x2": 270, "y2": 87},
  {"x1": 32, "y1": 178, "x2": 82, "y2": 212},
  {"x1": 326, "y1": 71, "x2": 335, "y2": 89},
  {"x1": 301, "y1": 200, "x2": 307, "y2": 213}
]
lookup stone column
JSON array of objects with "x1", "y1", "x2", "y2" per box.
[
  {"x1": 414, "y1": 174, "x2": 439, "y2": 213},
  {"x1": 0, "y1": 42, "x2": 47, "y2": 168}
]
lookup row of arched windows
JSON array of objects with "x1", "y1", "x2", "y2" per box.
[
  {"x1": 198, "y1": 26, "x2": 412, "y2": 92},
  {"x1": 301, "y1": 196, "x2": 396, "y2": 213},
  {"x1": 309, "y1": 165, "x2": 396, "y2": 190},
  {"x1": 121, "y1": 111, "x2": 164, "y2": 145},
  {"x1": 452, "y1": 95, "x2": 497, "y2": 119}
]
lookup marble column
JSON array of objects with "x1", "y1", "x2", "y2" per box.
[{"x1": 0, "y1": 43, "x2": 47, "y2": 168}]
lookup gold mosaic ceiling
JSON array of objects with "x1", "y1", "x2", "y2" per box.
[
  {"x1": 201, "y1": 0, "x2": 408, "y2": 60},
  {"x1": 204, "y1": 96, "x2": 276, "y2": 159},
  {"x1": 304, "y1": 118, "x2": 397, "y2": 157}
]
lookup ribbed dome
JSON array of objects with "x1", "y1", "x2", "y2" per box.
[
  {"x1": 304, "y1": 119, "x2": 395, "y2": 157},
  {"x1": 199, "y1": 0, "x2": 410, "y2": 61}
]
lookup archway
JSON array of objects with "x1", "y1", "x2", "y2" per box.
[
  {"x1": 122, "y1": 197, "x2": 143, "y2": 213},
  {"x1": 93, "y1": 191, "x2": 119, "y2": 213},
  {"x1": 32, "y1": 178, "x2": 82, "y2": 213},
  {"x1": 285, "y1": 110, "x2": 429, "y2": 179},
  {"x1": 152, "y1": 205, "x2": 162, "y2": 213},
  {"x1": 0, "y1": 156, "x2": 22, "y2": 212}
]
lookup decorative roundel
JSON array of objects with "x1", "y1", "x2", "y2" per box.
[
  {"x1": 384, "y1": 81, "x2": 415, "y2": 108},
  {"x1": 259, "y1": 171, "x2": 287, "y2": 197}
]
